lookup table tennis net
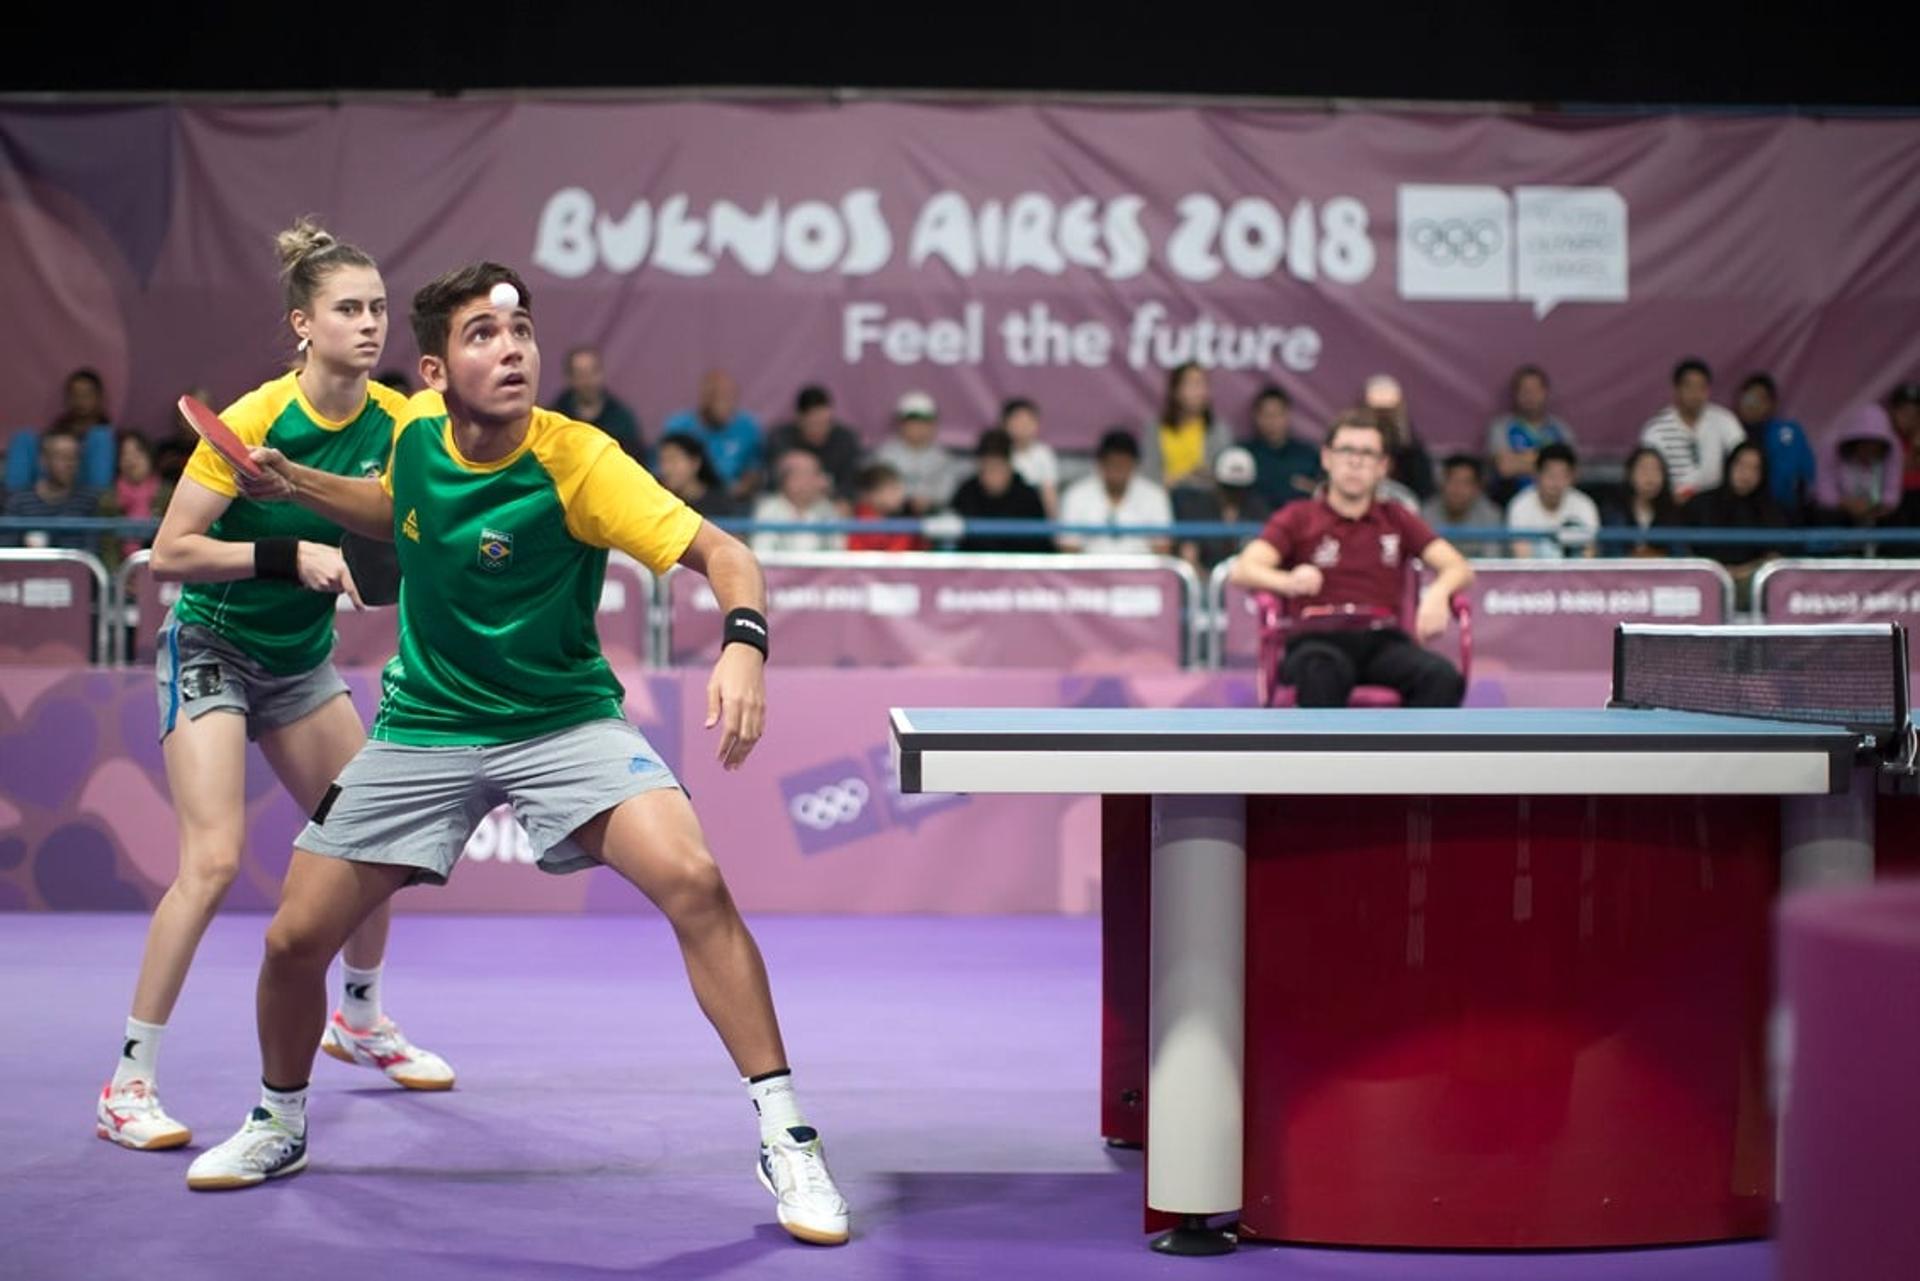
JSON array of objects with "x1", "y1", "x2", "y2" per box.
[{"x1": 1611, "y1": 623, "x2": 1908, "y2": 739}]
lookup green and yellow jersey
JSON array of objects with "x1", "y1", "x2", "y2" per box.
[
  {"x1": 374, "y1": 392, "x2": 701, "y2": 746},
  {"x1": 174, "y1": 373, "x2": 405, "y2": 674}
]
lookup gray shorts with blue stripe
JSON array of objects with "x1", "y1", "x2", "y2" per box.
[
  {"x1": 153, "y1": 610, "x2": 350, "y2": 742},
  {"x1": 296, "y1": 719, "x2": 682, "y2": 887}
]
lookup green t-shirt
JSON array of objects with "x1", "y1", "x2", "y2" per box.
[
  {"x1": 173, "y1": 374, "x2": 405, "y2": 674},
  {"x1": 373, "y1": 393, "x2": 702, "y2": 746}
]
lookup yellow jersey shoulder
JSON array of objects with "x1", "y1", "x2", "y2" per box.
[
  {"x1": 366, "y1": 380, "x2": 411, "y2": 421},
  {"x1": 220, "y1": 372, "x2": 302, "y2": 442},
  {"x1": 528, "y1": 407, "x2": 617, "y2": 488}
]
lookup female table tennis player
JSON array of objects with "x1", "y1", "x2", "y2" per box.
[{"x1": 97, "y1": 218, "x2": 454, "y2": 1152}]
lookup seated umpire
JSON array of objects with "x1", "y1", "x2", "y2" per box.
[{"x1": 1228, "y1": 409, "x2": 1474, "y2": 707}]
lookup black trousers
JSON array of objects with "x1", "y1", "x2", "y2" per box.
[{"x1": 1280, "y1": 628, "x2": 1465, "y2": 708}]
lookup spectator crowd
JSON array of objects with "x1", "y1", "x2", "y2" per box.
[{"x1": 8, "y1": 356, "x2": 1920, "y2": 604}]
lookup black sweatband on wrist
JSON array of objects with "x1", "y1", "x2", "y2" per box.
[
  {"x1": 723, "y1": 607, "x2": 769, "y2": 659},
  {"x1": 254, "y1": 537, "x2": 300, "y2": 582}
]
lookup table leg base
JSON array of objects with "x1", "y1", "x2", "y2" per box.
[{"x1": 1150, "y1": 1216, "x2": 1238, "y2": 1256}]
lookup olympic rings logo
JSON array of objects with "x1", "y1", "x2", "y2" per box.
[
  {"x1": 1406, "y1": 218, "x2": 1503, "y2": 266},
  {"x1": 788, "y1": 778, "x2": 872, "y2": 830}
]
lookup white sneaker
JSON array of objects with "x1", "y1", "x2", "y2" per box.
[
  {"x1": 757, "y1": 1126, "x2": 850, "y2": 1246},
  {"x1": 96, "y1": 1079, "x2": 191, "y2": 1151},
  {"x1": 320, "y1": 1011, "x2": 456, "y2": 1090},
  {"x1": 185, "y1": 1108, "x2": 308, "y2": 1190}
]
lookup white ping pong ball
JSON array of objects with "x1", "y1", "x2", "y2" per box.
[{"x1": 488, "y1": 282, "x2": 520, "y2": 309}]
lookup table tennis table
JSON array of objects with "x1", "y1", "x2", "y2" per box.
[{"x1": 889, "y1": 624, "x2": 1920, "y2": 1254}]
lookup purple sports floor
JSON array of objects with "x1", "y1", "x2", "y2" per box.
[{"x1": 1, "y1": 914, "x2": 1770, "y2": 1280}]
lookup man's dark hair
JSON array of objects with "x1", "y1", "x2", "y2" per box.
[
  {"x1": 796, "y1": 384, "x2": 832, "y2": 414},
  {"x1": 1252, "y1": 383, "x2": 1292, "y2": 411},
  {"x1": 1323, "y1": 409, "x2": 1388, "y2": 448},
  {"x1": 976, "y1": 428, "x2": 1014, "y2": 461},
  {"x1": 1096, "y1": 428, "x2": 1140, "y2": 460},
  {"x1": 1509, "y1": 363, "x2": 1549, "y2": 394},
  {"x1": 1740, "y1": 372, "x2": 1778, "y2": 399},
  {"x1": 66, "y1": 368, "x2": 104, "y2": 393},
  {"x1": 999, "y1": 397, "x2": 1038, "y2": 424},
  {"x1": 855, "y1": 461, "x2": 901, "y2": 495},
  {"x1": 1441, "y1": 453, "x2": 1483, "y2": 481},
  {"x1": 1672, "y1": 357, "x2": 1712, "y2": 386},
  {"x1": 411, "y1": 263, "x2": 533, "y2": 359},
  {"x1": 1536, "y1": 442, "x2": 1578, "y2": 471},
  {"x1": 657, "y1": 431, "x2": 721, "y2": 489},
  {"x1": 564, "y1": 346, "x2": 599, "y2": 369}
]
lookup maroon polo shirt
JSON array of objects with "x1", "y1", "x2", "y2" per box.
[{"x1": 1256, "y1": 497, "x2": 1439, "y2": 614}]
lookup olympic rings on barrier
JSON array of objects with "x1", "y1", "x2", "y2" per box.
[{"x1": 788, "y1": 778, "x2": 872, "y2": 830}]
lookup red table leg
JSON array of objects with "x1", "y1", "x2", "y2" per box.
[{"x1": 1100, "y1": 795, "x2": 1149, "y2": 1148}]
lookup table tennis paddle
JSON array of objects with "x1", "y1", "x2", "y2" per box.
[{"x1": 177, "y1": 394, "x2": 262, "y2": 479}]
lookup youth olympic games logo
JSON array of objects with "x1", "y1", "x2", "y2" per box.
[{"x1": 788, "y1": 778, "x2": 871, "y2": 831}]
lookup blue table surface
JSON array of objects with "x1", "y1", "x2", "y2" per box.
[{"x1": 892, "y1": 707, "x2": 1861, "y2": 744}]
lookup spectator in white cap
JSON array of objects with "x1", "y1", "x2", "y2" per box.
[
  {"x1": 1173, "y1": 444, "x2": 1272, "y2": 571},
  {"x1": 871, "y1": 390, "x2": 962, "y2": 514}
]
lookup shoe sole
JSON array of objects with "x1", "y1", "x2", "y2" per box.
[
  {"x1": 96, "y1": 1124, "x2": 192, "y2": 1151},
  {"x1": 320, "y1": 1037, "x2": 455, "y2": 1091},
  {"x1": 187, "y1": 1149, "x2": 308, "y2": 1191},
  {"x1": 756, "y1": 1158, "x2": 850, "y2": 1246}
]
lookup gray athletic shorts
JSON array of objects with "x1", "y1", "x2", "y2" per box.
[
  {"x1": 154, "y1": 610, "x2": 350, "y2": 742},
  {"x1": 296, "y1": 718, "x2": 682, "y2": 886}
]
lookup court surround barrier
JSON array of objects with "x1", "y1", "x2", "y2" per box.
[
  {"x1": 0, "y1": 548, "x2": 110, "y2": 664},
  {"x1": 1207, "y1": 557, "x2": 1739, "y2": 674},
  {"x1": 663, "y1": 551, "x2": 1205, "y2": 670},
  {"x1": 8, "y1": 547, "x2": 1911, "y2": 675}
]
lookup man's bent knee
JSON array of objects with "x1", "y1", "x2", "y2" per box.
[{"x1": 658, "y1": 853, "x2": 733, "y2": 925}]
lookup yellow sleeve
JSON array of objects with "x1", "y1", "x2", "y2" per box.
[
  {"x1": 544, "y1": 418, "x2": 702, "y2": 574},
  {"x1": 180, "y1": 384, "x2": 281, "y2": 498}
]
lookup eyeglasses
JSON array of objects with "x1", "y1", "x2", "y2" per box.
[{"x1": 1327, "y1": 446, "x2": 1385, "y2": 462}]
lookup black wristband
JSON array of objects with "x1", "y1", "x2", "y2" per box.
[
  {"x1": 254, "y1": 537, "x2": 300, "y2": 582},
  {"x1": 723, "y1": 607, "x2": 769, "y2": 659}
]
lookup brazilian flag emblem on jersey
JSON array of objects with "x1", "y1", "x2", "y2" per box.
[{"x1": 478, "y1": 528, "x2": 513, "y2": 572}]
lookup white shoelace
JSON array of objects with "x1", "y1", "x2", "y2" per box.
[
  {"x1": 346, "y1": 1018, "x2": 413, "y2": 1057},
  {"x1": 232, "y1": 1117, "x2": 300, "y2": 1164},
  {"x1": 771, "y1": 1143, "x2": 842, "y2": 1203},
  {"x1": 106, "y1": 1082, "x2": 168, "y2": 1117}
]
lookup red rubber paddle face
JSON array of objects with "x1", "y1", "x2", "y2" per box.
[{"x1": 177, "y1": 395, "x2": 262, "y2": 478}]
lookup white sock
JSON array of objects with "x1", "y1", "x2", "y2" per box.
[
  {"x1": 340, "y1": 963, "x2": 383, "y2": 1029},
  {"x1": 112, "y1": 1017, "x2": 165, "y2": 1090},
  {"x1": 259, "y1": 1081, "x2": 308, "y2": 1136},
  {"x1": 746, "y1": 1069, "x2": 810, "y2": 1144}
]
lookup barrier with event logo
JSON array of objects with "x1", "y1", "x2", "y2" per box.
[{"x1": 665, "y1": 552, "x2": 1201, "y2": 670}]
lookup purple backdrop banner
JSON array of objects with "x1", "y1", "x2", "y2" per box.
[
  {"x1": 1, "y1": 662, "x2": 1633, "y2": 914},
  {"x1": 1216, "y1": 559, "x2": 1732, "y2": 672},
  {"x1": 0, "y1": 665, "x2": 1254, "y2": 914},
  {"x1": 4, "y1": 100, "x2": 1918, "y2": 451},
  {"x1": 667, "y1": 557, "x2": 1192, "y2": 669}
]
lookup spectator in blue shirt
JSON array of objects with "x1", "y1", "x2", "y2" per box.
[
  {"x1": 1485, "y1": 364, "x2": 1575, "y2": 504},
  {"x1": 2, "y1": 429, "x2": 100, "y2": 550},
  {"x1": 1735, "y1": 372, "x2": 1817, "y2": 517},
  {"x1": 1240, "y1": 385, "x2": 1321, "y2": 510},
  {"x1": 664, "y1": 368, "x2": 764, "y2": 502}
]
